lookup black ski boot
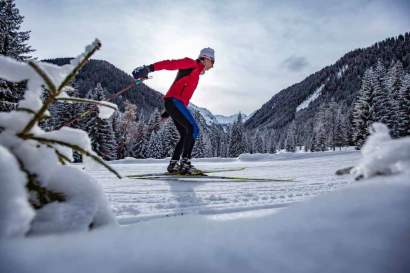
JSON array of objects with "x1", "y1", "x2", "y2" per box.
[
  {"x1": 167, "y1": 160, "x2": 180, "y2": 174},
  {"x1": 179, "y1": 158, "x2": 204, "y2": 175}
]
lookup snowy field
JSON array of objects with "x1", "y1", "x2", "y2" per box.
[
  {"x1": 1, "y1": 147, "x2": 410, "y2": 273},
  {"x1": 102, "y1": 150, "x2": 361, "y2": 223}
]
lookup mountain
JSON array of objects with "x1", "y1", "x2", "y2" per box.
[
  {"x1": 188, "y1": 104, "x2": 219, "y2": 125},
  {"x1": 245, "y1": 33, "x2": 410, "y2": 132},
  {"x1": 215, "y1": 113, "x2": 249, "y2": 125},
  {"x1": 189, "y1": 104, "x2": 249, "y2": 125},
  {"x1": 43, "y1": 58, "x2": 164, "y2": 120}
]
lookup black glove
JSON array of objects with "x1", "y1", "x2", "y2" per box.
[
  {"x1": 132, "y1": 65, "x2": 153, "y2": 80},
  {"x1": 161, "y1": 110, "x2": 170, "y2": 119}
]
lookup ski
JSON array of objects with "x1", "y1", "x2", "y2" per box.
[
  {"x1": 126, "y1": 167, "x2": 246, "y2": 179},
  {"x1": 128, "y1": 174, "x2": 295, "y2": 182}
]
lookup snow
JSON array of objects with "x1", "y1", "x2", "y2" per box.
[
  {"x1": 296, "y1": 84, "x2": 325, "y2": 112},
  {"x1": 337, "y1": 64, "x2": 349, "y2": 79},
  {"x1": 353, "y1": 122, "x2": 410, "y2": 179},
  {"x1": 0, "y1": 41, "x2": 117, "y2": 237},
  {"x1": 189, "y1": 103, "x2": 247, "y2": 125},
  {"x1": 30, "y1": 165, "x2": 117, "y2": 235},
  {"x1": 103, "y1": 150, "x2": 360, "y2": 222},
  {"x1": 1, "y1": 148, "x2": 409, "y2": 273},
  {"x1": 0, "y1": 146, "x2": 34, "y2": 238},
  {"x1": 97, "y1": 101, "x2": 118, "y2": 119},
  {"x1": 189, "y1": 103, "x2": 219, "y2": 125}
]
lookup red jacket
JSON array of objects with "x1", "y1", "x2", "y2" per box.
[{"x1": 152, "y1": 58, "x2": 205, "y2": 106}]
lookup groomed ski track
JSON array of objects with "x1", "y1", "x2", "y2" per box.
[{"x1": 90, "y1": 150, "x2": 360, "y2": 224}]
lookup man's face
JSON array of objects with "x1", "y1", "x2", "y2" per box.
[{"x1": 203, "y1": 57, "x2": 214, "y2": 71}]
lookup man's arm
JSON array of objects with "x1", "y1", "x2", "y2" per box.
[
  {"x1": 132, "y1": 58, "x2": 197, "y2": 80},
  {"x1": 152, "y1": 57, "x2": 197, "y2": 71}
]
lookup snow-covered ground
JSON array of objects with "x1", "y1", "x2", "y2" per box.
[
  {"x1": 101, "y1": 150, "x2": 360, "y2": 224},
  {"x1": 2, "y1": 148, "x2": 410, "y2": 273}
]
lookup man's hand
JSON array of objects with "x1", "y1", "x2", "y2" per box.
[{"x1": 132, "y1": 65, "x2": 152, "y2": 80}]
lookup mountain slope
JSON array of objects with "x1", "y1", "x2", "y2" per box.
[
  {"x1": 44, "y1": 58, "x2": 164, "y2": 120},
  {"x1": 245, "y1": 33, "x2": 410, "y2": 131}
]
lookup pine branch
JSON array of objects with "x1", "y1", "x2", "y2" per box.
[
  {"x1": 16, "y1": 107, "x2": 36, "y2": 114},
  {"x1": 56, "y1": 97, "x2": 117, "y2": 111},
  {"x1": 20, "y1": 41, "x2": 102, "y2": 136},
  {"x1": 57, "y1": 40, "x2": 101, "y2": 92},
  {"x1": 28, "y1": 61, "x2": 57, "y2": 94},
  {"x1": 18, "y1": 133, "x2": 122, "y2": 179},
  {"x1": 13, "y1": 151, "x2": 65, "y2": 208},
  {"x1": 54, "y1": 149, "x2": 72, "y2": 165}
]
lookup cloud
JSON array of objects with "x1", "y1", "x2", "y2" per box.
[
  {"x1": 282, "y1": 56, "x2": 310, "y2": 72},
  {"x1": 16, "y1": 0, "x2": 410, "y2": 115}
]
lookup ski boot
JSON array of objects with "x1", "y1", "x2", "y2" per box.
[
  {"x1": 179, "y1": 158, "x2": 204, "y2": 176},
  {"x1": 167, "y1": 160, "x2": 180, "y2": 174}
]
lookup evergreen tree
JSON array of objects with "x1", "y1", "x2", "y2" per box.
[
  {"x1": 285, "y1": 121, "x2": 297, "y2": 152},
  {"x1": 313, "y1": 106, "x2": 327, "y2": 151},
  {"x1": 0, "y1": 0, "x2": 34, "y2": 112},
  {"x1": 373, "y1": 61, "x2": 394, "y2": 131},
  {"x1": 0, "y1": 0, "x2": 33, "y2": 60},
  {"x1": 334, "y1": 105, "x2": 348, "y2": 150},
  {"x1": 397, "y1": 73, "x2": 410, "y2": 137},
  {"x1": 228, "y1": 114, "x2": 247, "y2": 157},
  {"x1": 84, "y1": 83, "x2": 117, "y2": 160},
  {"x1": 352, "y1": 68, "x2": 377, "y2": 147},
  {"x1": 324, "y1": 101, "x2": 338, "y2": 150},
  {"x1": 384, "y1": 61, "x2": 404, "y2": 137},
  {"x1": 141, "y1": 109, "x2": 161, "y2": 158},
  {"x1": 162, "y1": 119, "x2": 179, "y2": 157},
  {"x1": 146, "y1": 130, "x2": 163, "y2": 158},
  {"x1": 128, "y1": 121, "x2": 146, "y2": 159},
  {"x1": 192, "y1": 111, "x2": 212, "y2": 158},
  {"x1": 253, "y1": 130, "x2": 265, "y2": 153}
]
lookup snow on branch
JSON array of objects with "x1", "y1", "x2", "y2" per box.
[{"x1": 0, "y1": 39, "x2": 119, "y2": 237}]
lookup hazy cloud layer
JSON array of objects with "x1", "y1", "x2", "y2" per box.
[
  {"x1": 282, "y1": 56, "x2": 310, "y2": 72},
  {"x1": 17, "y1": 0, "x2": 410, "y2": 115}
]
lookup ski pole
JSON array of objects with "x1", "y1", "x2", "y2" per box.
[{"x1": 57, "y1": 77, "x2": 149, "y2": 129}]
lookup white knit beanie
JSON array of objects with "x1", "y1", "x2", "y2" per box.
[{"x1": 198, "y1": 47, "x2": 215, "y2": 61}]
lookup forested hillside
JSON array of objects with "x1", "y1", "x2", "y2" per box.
[{"x1": 244, "y1": 33, "x2": 410, "y2": 152}]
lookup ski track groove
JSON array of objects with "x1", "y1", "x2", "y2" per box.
[{"x1": 89, "y1": 152, "x2": 359, "y2": 223}]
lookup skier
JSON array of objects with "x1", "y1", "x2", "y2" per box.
[{"x1": 132, "y1": 47, "x2": 215, "y2": 175}]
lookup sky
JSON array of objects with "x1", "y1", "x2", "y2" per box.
[{"x1": 16, "y1": 0, "x2": 409, "y2": 115}]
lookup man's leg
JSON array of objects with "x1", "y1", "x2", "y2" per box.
[
  {"x1": 164, "y1": 99, "x2": 201, "y2": 174},
  {"x1": 171, "y1": 121, "x2": 186, "y2": 161}
]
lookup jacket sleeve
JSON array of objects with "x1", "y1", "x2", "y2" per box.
[{"x1": 152, "y1": 58, "x2": 197, "y2": 71}]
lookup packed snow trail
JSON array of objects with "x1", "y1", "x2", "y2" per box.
[{"x1": 89, "y1": 150, "x2": 360, "y2": 224}]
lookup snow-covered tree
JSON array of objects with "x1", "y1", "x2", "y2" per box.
[
  {"x1": 192, "y1": 111, "x2": 212, "y2": 158},
  {"x1": 0, "y1": 0, "x2": 33, "y2": 60},
  {"x1": 352, "y1": 68, "x2": 377, "y2": 147},
  {"x1": 312, "y1": 106, "x2": 328, "y2": 151},
  {"x1": 0, "y1": 0, "x2": 34, "y2": 112},
  {"x1": 146, "y1": 130, "x2": 163, "y2": 158},
  {"x1": 253, "y1": 131, "x2": 265, "y2": 153},
  {"x1": 84, "y1": 83, "x2": 117, "y2": 160},
  {"x1": 228, "y1": 114, "x2": 248, "y2": 157},
  {"x1": 285, "y1": 121, "x2": 297, "y2": 152},
  {"x1": 397, "y1": 74, "x2": 410, "y2": 137},
  {"x1": 334, "y1": 106, "x2": 349, "y2": 150},
  {"x1": 141, "y1": 109, "x2": 162, "y2": 158},
  {"x1": 0, "y1": 40, "x2": 118, "y2": 237},
  {"x1": 161, "y1": 119, "x2": 179, "y2": 157}
]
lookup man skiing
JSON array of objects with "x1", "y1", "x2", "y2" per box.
[{"x1": 132, "y1": 47, "x2": 215, "y2": 175}]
